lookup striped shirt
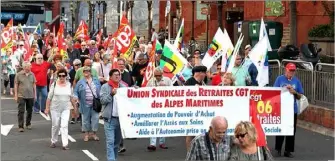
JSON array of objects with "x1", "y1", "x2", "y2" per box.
[
  {"x1": 186, "y1": 134, "x2": 233, "y2": 160},
  {"x1": 85, "y1": 81, "x2": 97, "y2": 105}
]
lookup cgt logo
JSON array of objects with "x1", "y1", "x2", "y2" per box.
[{"x1": 250, "y1": 90, "x2": 281, "y2": 124}]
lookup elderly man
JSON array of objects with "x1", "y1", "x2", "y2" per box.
[
  {"x1": 132, "y1": 53, "x2": 149, "y2": 86},
  {"x1": 98, "y1": 54, "x2": 112, "y2": 84},
  {"x1": 274, "y1": 63, "x2": 304, "y2": 158},
  {"x1": 100, "y1": 69, "x2": 128, "y2": 161},
  {"x1": 14, "y1": 61, "x2": 37, "y2": 132},
  {"x1": 88, "y1": 40, "x2": 99, "y2": 59},
  {"x1": 147, "y1": 67, "x2": 172, "y2": 151},
  {"x1": 79, "y1": 42, "x2": 90, "y2": 64},
  {"x1": 231, "y1": 53, "x2": 251, "y2": 86},
  {"x1": 31, "y1": 54, "x2": 51, "y2": 113},
  {"x1": 67, "y1": 42, "x2": 81, "y2": 65},
  {"x1": 186, "y1": 116, "x2": 233, "y2": 160},
  {"x1": 242, "y1": 44, "x2": 258, "y2": 86},
  {"x1": 73, "y1": 59, "x2": 99, "y2": 86}
]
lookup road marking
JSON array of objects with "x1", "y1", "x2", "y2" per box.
[
  {"x1": 68, "y1": 135, "x2": 76, "y2": 142},
  {"x1": 39, "y1": 111, "x2": 51, "y2": 121},
  {"x1": 99, "y1": 119, "x2": 104, "y2": 125},
  {"x1": 82, "y1": 150, "x2": 99, "y2": 161},
  {"x1": 0, "y1": 97, "x2": 14, "y2": 100},
  {"x1": 1, "y1": 124, "x2": 14, "y2": 136}
]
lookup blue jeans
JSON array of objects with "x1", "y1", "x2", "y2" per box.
[
  {"x1": 81, "y1": 104, "x2": 99, "y2": 132},
  {"x1": 34, "y1": 86, "x2": 47, "y2": 112},
  {"x1": 150, "y1": 137, "x2": 165, "y2": 146},
  {"x1": 104, "y1": 118, "x2": 122, "y2": 161}
]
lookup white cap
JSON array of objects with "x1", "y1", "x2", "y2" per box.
[
  {"x1": 245, "y1": 44, "x2": 251, "y2": 50},
  {"x1": 19, "y1": 41, "x2": 24, "y2": 45}
]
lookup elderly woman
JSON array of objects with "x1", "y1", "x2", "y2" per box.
[
  {"x1": 2, "y1": 48, "x2": 17, "y2": 95},
  {"x1": 218, "y1": 73, "x2": 235, "y2": 86},
  {"x1": 69, "y1": 59, "x2": 82, "y2": 124},
  {"x1": 74, "y1": 66, "x2": 101, "y2": 141},
  {"x1": 229, "y1": 121, "x2": 274, "y2": 160},
  {"x1": 45, "y1": 68, "x2": 77, "y2": 150}
]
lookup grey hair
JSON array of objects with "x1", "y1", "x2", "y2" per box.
[
  {"x1": 56, "y1": 62, "x2": 64, "y2": 67},
  {"x1": 154, "y1": 67, "x2": 163, "y2": 74},
  {"x1": 22, "y1": 61, "x2": 31, "y2": 68},
  {"x1": 36, "y1": 53, "x2": 43, "y2": 58},
  {"x1": 73, "y1": 59, "x2": 81, "y2": 65},
  {"x1": 210, "y1": 116, "x2": 228, "y2": 130}
]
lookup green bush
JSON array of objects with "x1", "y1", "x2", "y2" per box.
[{"x1": 308, "y1": 24, "x2": 334, "y2": 38}]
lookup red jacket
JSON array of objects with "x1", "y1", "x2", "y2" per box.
[{"x1": 31, "y1": 62, "x2": 51, "y2": 86}]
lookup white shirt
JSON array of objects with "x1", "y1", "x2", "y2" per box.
[
  {"x1": 151, "y1": 32, "x2": 158, "y2": 42},
  {"x1": 93, "y1": 62, "x2": 112, "y2": 81}
]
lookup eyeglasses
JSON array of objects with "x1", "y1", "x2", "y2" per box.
[
  {"x1": 113, "y1": 73, "x2": 121, "y2": 76},
  {"x1": 74, "y1": 64, "x2": 81, "y2": 66},
  {"x1": 235, "y1": 132, "x2": 248, "y2": 139},
  {"x1": 154, "y1": 75, "x2": 162, "y2": 77},
  {"x1": 118, "y1": 63, "x2": 125, "y2": 66},
  {"x1": 58, "y1": 74, "x2": 66, "y2": 78},
  {"x1": 83, "y1": 70, "x2": 91, "y2": 72},
  {"x1": 37, "y1": 58, "x2": 43, "y2": 60}
]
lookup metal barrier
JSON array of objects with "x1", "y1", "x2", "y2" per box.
[
  {"x1": 281, "y1": 59, "x2": 314, "y2": 102},
  {"x1": 269, "y1": 59, "x2": 281, "y2": 86},
  {"x1": 314, "y1": 63, "x2": 335, "y2": 108}
]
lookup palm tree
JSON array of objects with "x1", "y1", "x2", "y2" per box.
[{"x1": 147, "y1": 1, "x2": 153, "y2": 41}]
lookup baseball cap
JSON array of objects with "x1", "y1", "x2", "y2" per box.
[{"x1": 286, "y1": 63, "x2": 296, "y2": 71}]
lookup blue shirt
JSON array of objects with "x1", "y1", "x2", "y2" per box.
[
  {"x1": 274, "y1": 75, "x2": 304, "y2": 113},
  {"x1": 182, "y1": 67, "x2": 193, "y2": 81}
]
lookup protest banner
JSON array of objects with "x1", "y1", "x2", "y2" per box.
[{"x1": 116, "y1": 86, "x2": 294, "y2": 138}]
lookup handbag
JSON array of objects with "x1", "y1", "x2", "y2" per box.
[
  {"x1": 297, "y1": 95, "x2": 309, "y2": 115},
  {"x1": 86, "y1": 81, "x2": 102, "y2": 112}
]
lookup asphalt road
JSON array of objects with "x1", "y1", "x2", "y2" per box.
[{"x1": 1, "y1": 96, "x2": 334, "y2": 161}]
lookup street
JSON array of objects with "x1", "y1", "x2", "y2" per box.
[{"x1": 1, "y1": 96, "x2": 334, "y2": 161}]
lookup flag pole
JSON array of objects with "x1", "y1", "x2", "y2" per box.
[
  {"x1": 257, "y1": 146, "x2": 261, "y2": 160},
  {"x1": 168, "y1": 12, "x2": 171, "y2": 42}
]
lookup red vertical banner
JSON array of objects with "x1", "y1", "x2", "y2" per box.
[
  {"x1": 249, "y1": 90, "x2": 281, "y2": 125},
  {"x1": 1, "y1": 18, "x2": 14, "y2": 53},
  {"x1": 141, "y1": 39, "x2": 157, "y2": 87},
  {"x1": 112, "y1": 16, "x2": 137, "y2": 59}
]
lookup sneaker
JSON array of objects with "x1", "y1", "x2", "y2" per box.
[
  {"x1": 147, "y1": 145, "x2": 156, "y2": 151},
  {"x1": 284, "y1": 151, "x2": 294, "y2": 158},
  {"x1": 159, "y1": 144, "x2": 168, "y2": 149},
  {"x1": 26, "y1": 125, "x2": 32, "y2": 130},
  {"x1": 18, "y1": 128, "x2": 24, "y2": 132},
  {"x1": 118, "y1": 147, "x2": 126, "y2": 153},
  {"x1": 70, "y1": 118, "x2": 75, "y2": 124},
  {"x1": 50, "y1": 143, "x2": 56, "y2": 148},
  {"x1": 62, "y1": 146, "x2": 70, "y2": 150},
  {"x1": 77, "y1": 116, "x2": 81, "y2": 123}
]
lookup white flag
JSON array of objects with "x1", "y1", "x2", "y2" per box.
[
  {"x1": 202, "y1": 28, "x2": 234, "y2": 70},
  {"x1": 259, "y1": 18, "x2": 272, "y2": 51},
  {"x1": 226, "y1": 34, "x2": 244, "y2": 73},
  {"x1": 249, "y1": 36, "x2": 269, "y2": 87}
]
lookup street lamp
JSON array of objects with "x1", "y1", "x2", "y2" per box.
[
  {"x1": 63, "y1": 14, "x2": 69, "y2": 34},
  {"x1": 96, "y1": 1, "x2": 102, "y2": 30}
]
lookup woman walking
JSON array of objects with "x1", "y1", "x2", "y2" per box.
[
  {"x1": 45, "y1": 68, "x2": 77, "y2": 150},
  {"x1": 2, "y1": 48, "x2": 17, "y2": 95},
  {"x1": 74, "y1": 66, "x2": 101, "y2": 141}
]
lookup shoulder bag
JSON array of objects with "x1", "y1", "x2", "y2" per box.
[{"x1": 86, "y1": 81, "x2": 102, "y2": 112}]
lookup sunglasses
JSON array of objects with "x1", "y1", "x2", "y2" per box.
[
  {"x1": 58, "y1": 74, "x2": 66, "y2": 78},
  {"x1": 154, "y1": 75, "x2": 162, "y2": 77},
  {"x1": 83, "y1": 70, "x2": 91, "y2": 72},
  {"x1": 74, "y1": 64, "x2": 81, "y2": 66},
  {"x1": 235, "y1": 132, "x2": 248, "y2": 139},
  {"x1": 37, "y1": 58, "x2": 43, "y2": 59}
]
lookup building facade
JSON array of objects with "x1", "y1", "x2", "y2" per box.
[{"x1": 159, "y1": 1, "x2": 331, "y2": 47}]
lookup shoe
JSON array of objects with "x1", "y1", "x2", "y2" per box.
[
  {"x1": 118, "y1": 147, "x2": 126, "y2": 153},
  {"x1": 147, "y1": 145, "x2": 156, "y2": 151},
  {"x1": 84, "y1": 135, "x2": 89, "y2": 142},
  {"x1": 77, "y1": 117, "x2": 81, "y2": 123},
  {"x1": 3, "y1": 90, "x2": 6, "y2": 94},
  {"x1": 70, "y1": 118, "x2": 75, "y2": 124},
  {"x1": 50, "y1": 143, "x2": 56, "y2": 148},
  {"x1": 284, "y1": 151, "x2": 294, "y2": 158},
  {"x1": 275, "y1": 150, "x2": 281, "y2": 157},
  {"x1": 62, "y1": 146, "x2": 70, "y2": 150},
  {"x1": 34, "y1": 111, "x2": 40, "y2": 114},
  {"x1": 159, "y1": 144, "x2": 168, "y2": 149},
  {"x1": 18, "y1": 128, "x2": 24, "y2": 132},
  {"x1": 99, "y1": 115, "x2": 103, "y2": 120},
  {"x1": 26, "y1": 125, "x2": 32, "y2": 130}
]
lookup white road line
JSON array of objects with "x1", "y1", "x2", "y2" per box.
[
  {"x1": 82, "y1": 150, "x2": 99, "y2": 161},
  {"x1": 39, "y1": 111, "x2": 51, "y2": 121},
  {"x1": 99, "y1": 119, "x2": 104, "y2": 125},
  {"x1": 68, "y1": 135, "x2": 76, "y2": 142}
]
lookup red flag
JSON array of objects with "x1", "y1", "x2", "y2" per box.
[
  {"x1": 1, "y1": 18, "x2": 14, "y2": 53},
  {"x1": 96, "y1": 28, "x2": 103, "y2": 46},
  {"x1": 250, "y1": 101, "x2": 267, "y2": 147},
  {"x1": 111, "y1": 40, "x2": 119, "y2": 69},
  {"x1": 74, "y1": 20, "x2": 89, "y2": 40},
  {"x1": 141, "y1": 39, "x2": 156, "y2": 87},
  {"x1": 23, "y1": 33, "x2": 32, "y2": 61}
]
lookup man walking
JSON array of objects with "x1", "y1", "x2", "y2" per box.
[{"x1": 14, "y1": 61, "x2": 36, "y2": 132}]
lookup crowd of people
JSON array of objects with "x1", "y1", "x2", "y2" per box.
[{"x1": 1, "y1": 28, "x2": 304, "y2": 161}]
